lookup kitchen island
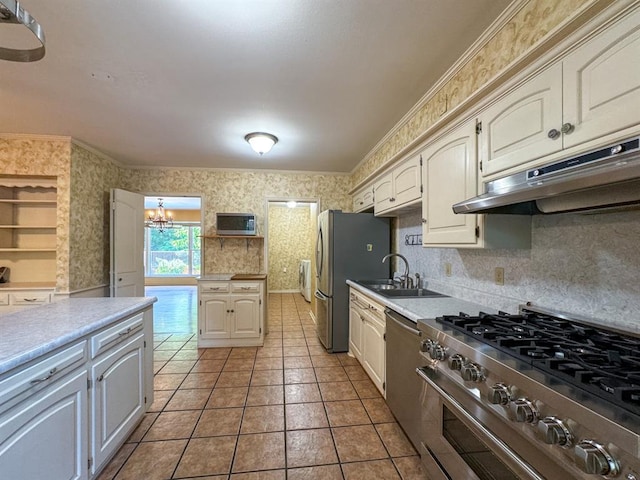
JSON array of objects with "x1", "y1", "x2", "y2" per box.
[{"x1": 0, "y1": 297, "x2": 156, "y2": 480}]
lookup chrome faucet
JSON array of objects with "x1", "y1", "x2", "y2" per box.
[{"x1": 382, "y1": 253, "x2": 413, "y2": 288}]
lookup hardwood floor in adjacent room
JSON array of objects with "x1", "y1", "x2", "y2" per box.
[{"x1": 97, "y1": 292, "x2": 427, "y2": 480}]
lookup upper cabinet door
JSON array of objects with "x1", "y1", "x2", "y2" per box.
[
  {"x1": 422, "y1": 119, "x2": 478, "y2": 246},
  {"x1": 479, "y1": 63, "x2": 563, "y2": 177},
  {"x1": 563, "y1": 7, "x2": 640, "y2": 149},
  {"x1": 393, "y1": 154, "x2": 422, "y2": 206},
  {"x1": 373, "y1": 173, "x2": 393, "y2": 213}
]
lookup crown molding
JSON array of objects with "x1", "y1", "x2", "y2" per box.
[
  {"x1": 0, "y1": 133, "x2": 71, "y2": 143},
  {"x1": 350, "y1": 0, "x2": 529, "y2": 176},
  {"x1": 124, "y1": 163, "x2": 351, "y2": 177}
]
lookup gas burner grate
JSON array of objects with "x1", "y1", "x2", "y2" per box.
[{"x1": 436, "y1": 309, "x2": 640, "y2": 417}]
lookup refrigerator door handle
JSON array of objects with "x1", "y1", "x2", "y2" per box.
[
  {"x1": 315, "y1": 225, "x2": 324, "y2": 279},
  {"x1": 314, "y1": 290, "x2": 328, "y2": 300}
]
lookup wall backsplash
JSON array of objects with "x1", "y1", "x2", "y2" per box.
[{"x1": 397, "y1": 210, "x2": 640, "y2": 332}]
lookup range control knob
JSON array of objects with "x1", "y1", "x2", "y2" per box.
[
  {"x1": 538, "y1": 417, "x2": 573, "y2": 447},
  {"x1": 430, "y1": 343, "x2": 448, "y2": 361},
  {"x1": 420, "y1": 339, "x2": 435, "y2": 353},
  {"x1": 512, "y1": 398, "x2": 539, "y2": 424},
  {"x1": 460, "y1": 363, "x2": 484, "y2": 382},
  {"x1": 488, "y1": 383, "x2": 511, "y2": 405},
  {"x1": 574, "y1": 440, "x2": 619, "y2": 476},
  {"x1": 448, "y1": 354, "x2": 464, "y2": 371}
]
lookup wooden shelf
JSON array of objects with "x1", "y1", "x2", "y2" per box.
[
  {"x1": 0, "y1": 248, "x2": 57, "y2": 252},
  {"x1": 0, "y1": 225, "x2": 56, "y2": 229},
  {"x1": 0, "y1": 199, "x2": 56, "y2": 204},
  {"x1": 200, "y1": 234, "x2": 264, "y2": 250}
]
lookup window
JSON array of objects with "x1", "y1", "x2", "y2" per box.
[{"x1": 144, "y1": 224, "x2": 201, "y2": 276}]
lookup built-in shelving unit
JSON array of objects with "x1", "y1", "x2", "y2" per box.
[
  {"x1": 200, "y1": 234, "x2": 264, "y2": 250},
  {"x1": 0, "y1": 176, "x2": 57, "y2": 284}
]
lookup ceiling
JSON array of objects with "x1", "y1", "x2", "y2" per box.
[{"x1": 0, "y1": 0, "x2": 510, "y2": 173}]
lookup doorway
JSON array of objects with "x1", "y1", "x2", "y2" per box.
[
  {"x1": 144, "y1": 195, "x2": 202, "y2": 286},
  {"x1": 265, "y1": 199, "x2": 319, "y2": 319}
]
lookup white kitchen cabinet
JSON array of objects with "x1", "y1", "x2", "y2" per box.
[
  {"x1": 352, "y1": 185, "x2": 374, "y2": 212},
  {"x1": 422, "y1": 119, "x2": 531, "y2": 248},
  {"x1": 478, "y1": 63, "x2": 563, "y2": 178},
  {"x1": 562, "y1": 6, "x2": 640, "y2": 149},
  {"x1": 348, "y1": 288, "x2": 385, "y2": 396},
  {"x1": 479, "y1": 6, "x2": 640, "y2": 179},
  {"x1": 374, "y1": 154, "x2": 422, "y2": 215},
  {"x1": 198, "y1": 280, "x2": 264, "y2": 347},
  {"x1": 361, "y1": 308, "x2": 385, "y2": 393},
  {"x1": 0, "y1": 341, "x2": 89, "y2": 480},
  {"x1": 348, "y1": 291, "x2": 365, "y2": 361},
  {"x1": 90, "y1": 313, "x2": 147, "y2": 476}
]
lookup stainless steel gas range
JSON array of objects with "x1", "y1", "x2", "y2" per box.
[{"x1": 416, "y1": 304, "x2": 640, "y2": 480}]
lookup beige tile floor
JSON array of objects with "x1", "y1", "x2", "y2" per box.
[{"x1": 97, "y1": 293, "x2": 428, "y2": 480}]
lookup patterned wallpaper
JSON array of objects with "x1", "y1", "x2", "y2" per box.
[
  {"x1": 69, "y1": 143, "x2": 120, "y2": 291},
  {"x1": 351, "y1": 0, "x2": 594, "y2": 186},
  {"x1": 397, "y1": 210, "x2": 640, "y2": 332},
  {"x1": 267, "y1": 204, "x2": 314, "y2": 291},
  {"x1": 119, "y1": 169, "x2": 351, "y2": 275},
  {"x1": 0, "y1": 136, "x2": 72, "y2": 292}
]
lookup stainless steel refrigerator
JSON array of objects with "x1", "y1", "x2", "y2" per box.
[{"x1": 314, "y1": 210, "x2": 391, "y2": 352}]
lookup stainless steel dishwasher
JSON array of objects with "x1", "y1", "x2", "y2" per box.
[{"x1": 384, "y1": 308, "x2": 422, "y2": 450}]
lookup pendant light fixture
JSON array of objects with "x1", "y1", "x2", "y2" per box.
[
  {"x1": 245, "y1": 132, "x2": 278, "y2": 155},
  {"x1": 0, "y1": 0, "x2": 46, "y2": 62},
  {"x1": 146, "y1": 198, "x2": 174, "y2": 233}
]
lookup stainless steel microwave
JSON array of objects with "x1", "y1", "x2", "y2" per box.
[{"x1": 216, "y1": 213, "x2": 256, "y2": 236}]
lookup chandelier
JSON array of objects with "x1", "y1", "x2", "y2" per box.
[{"x1": 146, "y1": 198, "x2": 173, "y2": 233}]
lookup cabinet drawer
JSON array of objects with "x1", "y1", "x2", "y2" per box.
[
  {"x1": 231, "y1": 282, "x2": 260, "y2": 293},
  {"x1": 0, "y1": 341, "x2": 87, "y2": 414},
  {"x1": 199, "y1": 282, "x2": 230, "y2": 293},
  {"x1": 0, "y1": 293, "x2": 8, "y2": 306},
  {"x1": 9, "y1": 292, "x2": 51, "y2": 305},
  {"x1": 91, "y1": 312, "x2": 144, "y2": 359}
]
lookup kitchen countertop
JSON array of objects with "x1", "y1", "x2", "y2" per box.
[
  {"x1": 0, "y1": 282, "x2": 57, "y2": 290},
  {"x1": 0, "y1": 297, "x2": 156, "y2": 376},
  {"x1": 347, "y1": 280, "x2": 496, "y2": 322},
  {"x1": 198, "y1": 274, "x2": 267, "y2": 281}
]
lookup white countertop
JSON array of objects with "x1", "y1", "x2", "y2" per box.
[
  {"x1": 346, "y1": 280, "x2": 496, "y2": 322},
  {"x1": 0, "y1": 297, "x2": 157, "y2": 376}
]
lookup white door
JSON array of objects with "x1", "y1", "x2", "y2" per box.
[
  {"x1": 110, "y1": 189, "x2": 144, "y2": 297},
  {"x1": 230, "y1": 295, "x2": 260, "y2": 338}
]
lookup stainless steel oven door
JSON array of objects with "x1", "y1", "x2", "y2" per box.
[{"x1": 416, "y1": 367, "x2": 545, "y2": 480}]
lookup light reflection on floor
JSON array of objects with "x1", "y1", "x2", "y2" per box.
[{"x1": 145, "y1": 286, "x2": 197, "y2": 334}]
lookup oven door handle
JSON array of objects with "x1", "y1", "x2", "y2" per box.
[{"x1": 416, "y1": 368, "x2": 546, "y2": 480}]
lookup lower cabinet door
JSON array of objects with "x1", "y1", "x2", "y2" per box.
[
  {"x1": 91, "y1": 333, "x2": 145, "y2": 474},
  {"x1": 348, "y1": 304, "x2": 364, "y2": 361},
  {"x1": 362, "y1": 313, "x2": 386, "y2": 395},
  {"x1": 0, "y1": 368, "x2": 88, "y2": 480},
  {"x1": 200, "y1": 295, "x2": 231, "y2": 339},
  {"x1": 230, "y1": 295, "x2": 260, "y2": 338}
]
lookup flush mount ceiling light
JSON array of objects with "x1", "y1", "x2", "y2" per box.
[
  {"x1": 0, "y1": 0, "x2": 45, "y2": 62},
  {"x1": 245, "y1": 132, "x2": 278, "y2": 155}
]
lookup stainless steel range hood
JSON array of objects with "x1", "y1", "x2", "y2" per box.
[{"x1": 453, "y1": 137, "x2": 640, "y2": 215}]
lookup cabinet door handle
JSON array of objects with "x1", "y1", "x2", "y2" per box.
[
  {"x1": 547, "y1": 129, "x2": 560, "y2": 139},
  {"x1": 97, "y1": 374, "x2": 104, "y2": 382},
  {"x1": 241, "y1": 287, "x2": 251, "y2": 290},
  {"x1": 118, "y1": 327, "x2": 132, "y2": 337},
  {"x1": 389, "y1": 197, "x2": 396, "y2": 202},
  {"x1": 561, "y1": 122, "x2": 574, "y2": 134},
  {"x1": 30, "y1": 367, "x2": 58, "y2": 384},
  {"x1": 23, "y1": 298, "x2": 38, "y2": 302},
  {"x1": 209, "y1": 287, "x2": 221, "y2": 291},
  {"x1": 230, "y1": 309, "x2": 235, "y2": 313}
]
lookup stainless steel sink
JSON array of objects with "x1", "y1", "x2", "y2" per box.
[
  {"x1": 355, "y1": 280, "x2": 447, "y2": 298},
  {"x1": 377, "y1": 288, "x2": 447, "y2": 298}
]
